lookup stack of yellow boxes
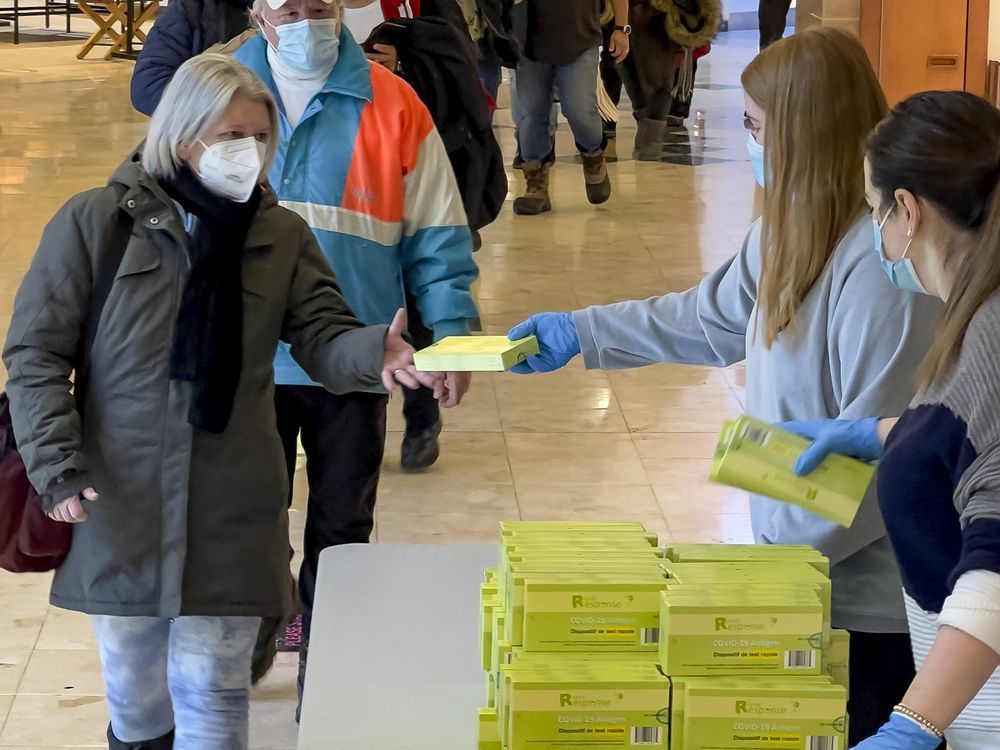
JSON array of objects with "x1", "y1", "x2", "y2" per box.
[{"x1": 478, "y1": 523, "x2": 852, "y2": 750}]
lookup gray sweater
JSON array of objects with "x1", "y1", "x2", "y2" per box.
[{"x1": 573, "y1": 215, "x2": 943, "y2": 631}]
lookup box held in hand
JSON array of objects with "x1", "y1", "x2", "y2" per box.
[
  {"x1": 413, "y1": 336, "x2": 540, "y2": 372},
  {"x1": 709, "y1": 416, "x2": 874, "y2": 528}
]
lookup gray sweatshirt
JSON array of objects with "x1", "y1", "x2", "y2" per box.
[{"x1": 573, "y1": 215, "x2": 943, "y2": 632}]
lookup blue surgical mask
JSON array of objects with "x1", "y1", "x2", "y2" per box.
[
  {"x1": 746, "y1": 132, "x2": 765, "y2": 188},
  {"x1": 267, "y1": 18, "x2": 340, "y2": 76},
  {"x1": 874, "y1": 205, "x2": 929, "y2": 295}
]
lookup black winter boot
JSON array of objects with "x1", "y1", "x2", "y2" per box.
[
  {"x1": 401, "y1": 419, "x2": 443, "y2": 472},
  {"x1": 107, "y1": 725, "x2": 174, "y2": 749},
  {"x1": 251, "y1": 614, "x2": 283, "y2": 684},
  {"x1": 581, "y1": 151, "x2": 612, "y2": 205}
]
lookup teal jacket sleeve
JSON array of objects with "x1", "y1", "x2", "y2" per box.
[{"x1": 397, "y1": 117, "x2": 479, "y2": 341}]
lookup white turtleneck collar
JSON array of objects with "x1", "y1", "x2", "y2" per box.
[{"x1": 266, "y1": 43, "x2": 333, "y2": 128}]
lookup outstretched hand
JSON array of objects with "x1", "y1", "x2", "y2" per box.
[
  {"x1": 382, "y1": 309, "x2": 444, "y2": 392},
  {"x1": 508, "y1": 313, "x2": 581, "y2": 374}
]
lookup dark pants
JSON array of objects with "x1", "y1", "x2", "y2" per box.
[
  {"x1": 481, "y1": 62, "x2": 502, "y2": 125},
  {"x1": 759, "y1": 0, "x2": 793, "y2": 49},
  {"x1": 620, "y1": 58, "x2": 673, "y2": 121},
  {"x1": 403, "y1": 294, "x2": 440, "y2": 433},
  {"x1": 669, "y1": 58, "x2": 698, "y2": 120},
  {"x1": 847, "y1": 630, "x2": 916, "y2": 744},
  {"x1": 274, "y1": 385, "x2": 388, "y2": 642},
  {"x1": 600, "y1": 24, "x2": 674, "y2": 131}
]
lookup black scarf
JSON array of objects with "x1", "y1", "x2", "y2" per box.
[{"x1": 161, "y1": 167, "x2": 261, "y2": 434}]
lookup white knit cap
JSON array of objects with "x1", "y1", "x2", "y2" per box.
[{"x1": 264, "y1": 0, "x2": 334, "y2": 10}]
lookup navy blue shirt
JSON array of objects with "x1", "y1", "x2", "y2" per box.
[{"x1": 877, "y1": 295, "x2": 1000, "y2": 614}]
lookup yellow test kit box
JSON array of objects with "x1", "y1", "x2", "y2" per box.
[
  {"x1": 521, "y1": 573, "x2": 668, "y2": 652},
  {"x1": 659, "y1": 590, "x2": 825, "y2": 676}
]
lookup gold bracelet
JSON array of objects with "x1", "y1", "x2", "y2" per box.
[{"x1": 893, "y1": 704, "x2": 944, "y2": 739}]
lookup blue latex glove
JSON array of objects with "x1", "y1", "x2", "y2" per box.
[
  {"x1": 508, "y1": 313, "x2": 581, "y2": 374},
  {"x1": 780, "y1": 417, "x2": 883, "y2": 476},
  {"x1": 850, "y1": 712, "x2": 943, "y2": 750}
]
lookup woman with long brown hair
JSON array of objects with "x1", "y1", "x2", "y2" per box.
[
  {"x1": 785, "y1": 90, "x2": 1000, "y2": 750},
  {"x1": 507, "y1": 27, "x2": 942, "y2": 743}
]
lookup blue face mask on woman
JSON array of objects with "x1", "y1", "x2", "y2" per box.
[
  {"x1": 267, "y1": 18, "x2": 340, "y2": 76},
  {"x1": 746, "y1": 132, "x2": 765, "y2": 188},
  {"x1": 874, "y1": 204, "x2": 929, "y2": 294}
]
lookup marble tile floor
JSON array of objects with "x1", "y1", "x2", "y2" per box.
[{"x1": 0, "y1": 28, "x2": 761, "y2": 748}]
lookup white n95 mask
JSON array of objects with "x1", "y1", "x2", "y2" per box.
[{"x1": 195, "y1": 137, "x2": 265, "y2": 203}]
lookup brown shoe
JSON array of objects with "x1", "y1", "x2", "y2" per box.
[
  {"x1": 581, "y1": 151, "x2": 612, "y2": 205},
  {"x1": 513, "y1": 161, "x2": 552, "y2": 216}
]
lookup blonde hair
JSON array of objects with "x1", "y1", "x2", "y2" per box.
[
  {"x1": 741, "y1": 27, "x2": 888, "y2": 347},
  {"x1": 141, "y1": 53, "x2": 279, "y2": 180}
]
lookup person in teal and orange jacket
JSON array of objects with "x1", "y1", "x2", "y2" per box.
[{"x1": 234, "y1": 0, "x2": 478, "y2": 707}]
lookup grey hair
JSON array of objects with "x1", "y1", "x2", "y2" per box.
[{"x1": 141, "y1": 53, "x2": 279, "y2": 181}]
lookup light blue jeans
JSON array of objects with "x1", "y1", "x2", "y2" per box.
[
  {"x1": 92, "y1": 615, "x2": 261, "y2": 749},
  {"x1": 509, "y1": 70, "x2": 559, "y2": 142},
  {"x1": 515, "y1": 47, "x2": 604, "y2": 162}
]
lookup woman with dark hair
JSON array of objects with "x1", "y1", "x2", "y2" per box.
[{"x1": 788, "y1": 90, "x2": 1000, "y2": 750}]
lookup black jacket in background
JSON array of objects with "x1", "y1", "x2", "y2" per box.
[
  {"x1": 131, "y1": 0, "x2": 253, "y2": 115},
  {"x1": 388, "y1": 16, "x2": 507, "y2": 231}
]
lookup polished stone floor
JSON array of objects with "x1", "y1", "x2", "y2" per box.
[{"x1": 0, "y1": 26, "x2": 759, "y2": 749}]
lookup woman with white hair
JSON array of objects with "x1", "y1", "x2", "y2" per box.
[{"x1": 3, "y1": 53, "x2": 441, "y2": 750}]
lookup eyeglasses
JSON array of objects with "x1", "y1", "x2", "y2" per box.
[{"x1": 743, "y1": 112, "x2": 761, "y2": 138}]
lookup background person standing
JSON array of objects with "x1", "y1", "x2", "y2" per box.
[
  {"x1": 130, "y1": 0, "x2": 255, "y2": 115},
  {"x1": 236, "y1": 0, "x2": 478, "y2": 708},
  {"x1": 344, "y1": 0, "x2": 504, "y2": 470}
]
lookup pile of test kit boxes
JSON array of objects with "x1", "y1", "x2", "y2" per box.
[{"x1": 478, "y1": 521, "x2": 851, "y2": 750}]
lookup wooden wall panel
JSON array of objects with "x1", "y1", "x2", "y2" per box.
[
  {"x1": 858, "y1": 0, "x2": 882, "y2": 73},
  {"x1": 879, "y1": 0, "x2": 968, "y2": 104},
  {"x1": 858, "y1": 0, "x2": 990, "y2": 103},
  {"x1": 966, "y1": 0, "x2": 990, "y2": 96},
  {"x1": 987, "y1": 60, "x2": 1000, "y2": 106}
]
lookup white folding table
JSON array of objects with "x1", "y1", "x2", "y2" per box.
[{"x1": 297, "y1": 543, "x2": 498, "y2": 750}]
